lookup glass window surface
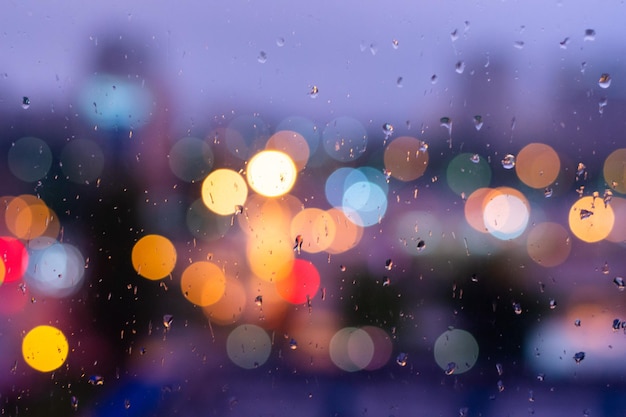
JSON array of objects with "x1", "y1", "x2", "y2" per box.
[{"x1": 1, "y1": 2, "x2": 625, "y2": 416}]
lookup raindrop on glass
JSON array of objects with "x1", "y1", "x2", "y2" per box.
[
  {"x1": 580, "y1": 61, "x2": 587, "y2": 73},
  {"x1": 88, "y1": 375, "x2": 104, "y2": 385},
  {"x1": 584, "y1": 29, "x2": 596, "y2": 41},
  {"x1": 22, "y1": 96, "x2": 30, "y2": 109},
  {"x1": 473, "y1": 115, "x2": 483, "y2": 131},
  {"x1": 382, "y1": 123, "x2": 394, "y2": 138},
  {"x1": 396, "y1": 352, "x2": 408, "y2": 366},
  {"x1": 501, "y1": 154, "x2": 516, "y2": 169},
  {"x1": 257, "y1": 51, "x2": 267, "y2": 64},
  {"x1": 276, "y1": 37, "x2": 285, "y2": 47},
  {"x1": 496, "y1": 363, "x2": 503, "y2": 376},
  {"x1": 392, "y1": 39, "x2": 399, "y2": 49},
  {"x1": 255, "y1": 295, "x2": 263, "y2": 306},
  {"x1": 234, "y1": 205, "x2": 244, "y2": 215},
  {"x1": 612, "y1": 318, "x2": 621, "y2": 331},
  {"x1": 308, "y1": 85, "x2": 319, "y2": 98},
  {"x1": 459, "y1": 407, "x2": 469, "y2": 417},
  {"x1": 293, "y1": 235, "x2": 303, "y2": 254},
  {"x1": 573, "y1": 351, "x2": 585, "y2": 364},
  {"x1": 601, "y1": 262, "x2": 610, "y2": 275},
  {"x1": 579, "y1": 209, "x2": 594, "y2": 220},
  {"x1": 445, "y1": 362, "x2": 457, "y2": 375},
  {"x1": 382, "y1": 276, "x2": 391, "y2": 287},
  {"x1": 598, "y1": 98, "x2": 608, "y2": 114},
  {"x1": 544, "y1": 188, "x2": 553, "y2": 198},
  {"x1": 513, "y1": 41, "x2": 525, "y2": 49},
  {"x1": 497, "y1": 380, "x2": 505, "y2": 392},
  {"x1": 385, "y1": 259, "x2": 393, "y2": 270},
  {"x1": 289, "y1": 338, "x2": 298, "y2": 350},
  {"x1": 163, "y1": 314, "x2": 173, "y2": 329},
  {"x1": 71, "y1": 396, "x2": 79, "y2": 411},
  {"x1": 559, "y1": 37, "x2": 569, "y2": 49},
  {"x1": 603, "y1": 189, "x2": 613, "y2": 207},
  {"x1": 598, "y1": 73, "x2": 611, "y2": 89},
  {"x1": 613, "y1": 277, "x2": 625, "y2": 291},
  {"x1": 418, "y1": 141, "x2": 429, "y2": 153},
  {"x1": 470, "y1": 154, "x2": 480, "y2": 164},
  {"x1": 416, "y1": 239, "x2": 426, "y2": 252},
  {"x1": 549, "y1": 298, "x2": 557, "y2": 309},
  {"x1": 528, "y1": 390, "x2": 535, "y2": 402},
  {"x1": 340, "y1": 265, "x2": 347, "y2": 272},
  {"x1": 124, "y1": 399, "x2": 131, "y2": 410},
  {"x1": 513, "y1": 302, "x2": 522, "y2": 315},
  {"x1": 369, "y1": 43, "x2": 378, "y2": 56},
  {"x1": 455, "y1": 61, "x2": 466, "y2": 74},
  {"x1": 576, "y1": 163, "x2": 587, "y2": 181},
  {"x1": 431, "y1": 74, "x2": 438, "y2": 84},
  {"x1": 396, "y1": 76, "x2": 403, "y2": 88},
  {"x1": 536, "y1": 373, "x2": 545, "y2": 382},
  {"x1": 575, "y1": 319, "x2": 581, "y2": 327},
  {"x1": 450, "y1": 29, "x2": 459, "y2": 42}
]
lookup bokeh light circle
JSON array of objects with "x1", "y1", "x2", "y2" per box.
[
  {"x1": 383, "y1": 136, "x2": 429, "y2": 181},
  {"x1": 202, "y1": 276, "x2": 247, "y2": 325},
  {"x1": 60, "y1": 139, "x2": 105, "y2": 184},
  {"x1": 8, "y1": 137, "x2": 53, "y2": 182},
  {"x1": 0, "y1": 236, "x2": 28, "y2": 283},
  {"x1": 606, "y1": 197, "x2": 626, "y2": 243},
  {"x1": 247, "y1": 232, "x2": 295, "y2": 282},
  {"x1": 515, "y1": 143, "x2": 560, "y2": 188},
  {"x1": 5, "y1": 195, "x2": 52, "y2": 240},
  {"x1": 276, "y1": 259, "x2": 321, "y2": 304},
  {"x1": 226, "y1": 324, "x2": 272, "y2": 369},
  {"x1": 325, "y1": 208, "x2": 363, "y2": 254},
  {"x1": 246, "y1": 150, "x2": 297, "y2": 197},
  {"x1": 329, "y1": 327, "x2": 375, "y2": 372},
  {"x1": 322, "y1": 116, "x2": 368, "y2": 162},
  {"x1": 290, "y1": 208, "x2": 337, "y2": 253},
  {"x1": 433, "y1": 328, "x2": 479, "y2": 375},
  {"x1": 342, "y1": 182, "x2": 388, "y2": 227},
  {"x1": 25, "y1": 241, "x2": 85, "y2": 298},
  {"x1": 276, "y1": 116, "x2": 320, "y2": 155},
  {"x1": 131, "y1": 234, "x2": 177, "y2": 280},
  {"x1": 568, "y1": 196, "x2": 615, "y2": 243},
  {"x1": 482, "y1": 187, "x2": 530, "y2": 240},
  {"x1": 22, "y1": 325, "x2": 69, "y2": 372},
  {"x1": 526, "y1": 222, "x2": 571, "y2": 267},
  {"x1": 446, "y1": 153, "x2": 491, "y2": 195},
  {"x1": 604, "y1": 148, "x2": 626, "y2": 194},
  {"x1": 180, "y1": 261, "x2": 226, "y2": 307},
  {"x1": 168, "y1": 137, "x2": 214, "y2": 183},
  {"x1": 201, "y1": 169, "x2": 248, "y2": 215},
  {"x1": 265, "y1": 130, "x2": 310, "y2": 171}
]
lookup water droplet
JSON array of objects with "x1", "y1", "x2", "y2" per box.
[
  {"x1": 450, "y1": 29, "x2": 459, "y2": 42},
  {"x1": 602, "y1": 262, "x2": 610, "y2": 275},
  {"x1": 513, "y1": 41, "x2": 525, "y2": 49},
  {"x1": 583, "y1": 408, "x2": 590, "y2": 417},
  {"x1": 573, "y1": 351, "x2": 585, "y2": 364},
  {"x1": 581, "y1": 61, "x2": 587, "y2": 73},
  {"x1": 124, "y1": 399, "x2": 131, "y2": 410},
  {"x1": 163, "y1": 314, "x2": 173, "y2": 329},
  {"x1": 257, "y1": 51, "x2": 267, "y2": 64},
  {"x1": 255, "y1": 295, "x2": 263, "y2": 306},
  {"x1": 598, "y1": 73, "x2": 611, "y2": 89},
  {"x1": 559, "y1": 37, "x2": 570, "y2": 49},
  {"x1": 612, "y1": 318, "x2": 622, "y2": 331},
  {"x1": 455, "y1": 61, "x2": 465, "y2": 74},
  {"x1": 584, "y1": 29, "x2": 596, "y2": 41},
  {"x1": 459, "y1": 407, "x2": 469, "y2": 417},
  {"x1": 369, "y1": 43, "x2": 378, "y2": 56},
  {"x1": 513, "y1": 302, "x2": 522, "y2": 315},
  {"x1": 549, "y1": 298, "x2": 557, "y2": 309},
  {"x1": 470, "y1": 154, "x2": 480, "y2": 164},
  {"x1": 385, "y1": 259, "x2": 393, "y2": 270},
  {"x1": 496, "y1": 363, "x2": 503, "y2": 376},
  {"x1": 603, "y1": 189, "x2": 613, "y2": 207},
  {"x1": 289, "y1": 338, "x2": 298, "y2": 350},
  {"x1": 613, "y1": 277, "x2": 625, "y2": 291},
  {"x1": 383, "y1": 169, "x2": 392, "y2": 183},
  {"x1": 575, "y1": 319, "x2": 581, "y2": 327},
  {"x1": 470, "y1": 274, "x2": 479, "y2": 283},
  {"x1": 579, "y1": 209, "x2": 594, "y2": 220},
  {"x1": 536, "y1": 373, "x2": 545, "y2": 382},
  {"x1": 308, "y1": 85, "x2": 319, "y2": 98},
  {"x1": 416, "y1": 239, "x2": 426, "y2": 252},
  {"x1": 88, "y1": 375, "x2": 104, "y2": 385},
  {"x1": 392, "y1": 39, "x2": 399, "y2": 49},
  {"x1": 445, "y1": 361, "x2": 457, "y2": 375},
  {"x1": 22, "y1": 96, "x2": 30, "y2": 109},
  {"x1": 276, "y1": 37, "x2": 285, "y2": 47},
  {"x1": 382, "y1": 123, "x2": 394, "y2": 138},
  {"x1": 497, "y1": 380, "x2": 505, "y2": 392},
  {"x1": 501, "y1": 154, "x2": 516, "y2": 169},
  {"x1": 544, "y1": 188, "x2": 553, "y2": 198},
  {"x1": 396, "y1": 352, "x2": 408, "y2": 366},
  {"x1": 418, "y1": 141, "x2": 429, "y2": 152},
  {"x1": 234, "y1": 205, "x2": 244, "y2": 215},
  {"x1": 576, "y1": 162, "x2": 587, "y2": 181},
  {"x1": 528, "y1": 390, "x2": 535, "y2": 402},
  {"x1": 293, "y1": 235, "x2": 303, "y2": 254},
  {"x1": 598, "y1": 98, "x2": 608, "y2": 114},
  {"x1": 339, "y1": 265, "x2": 347, "y2": 272},
  {"x1": 71, "y1": 396, "x2": 79, "y2": 411},
  {"x1": 431, "y1": 74, "x2": 438, "y2": 84},
  {"x1": 382, "y1": 276, "x2": 391, "y2": 287},
  {"x1": 473, "y1": 115, "x2": 483, "y2": 131},
  {"x1": 396, "y1": 76, "x2": 403, "y2": 88}
]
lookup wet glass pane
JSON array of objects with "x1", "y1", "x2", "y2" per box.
[{"x1": 1, "y1": 2, "x2": 625, "y2": 415}]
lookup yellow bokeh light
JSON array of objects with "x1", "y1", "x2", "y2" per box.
[
  {"x1": 325, "y1": 208, "x2": 363, "y2": 254},
  {"x1": 181, "y1": 261, "x2": 226, "y2": 306},
  {"x1": 131, "y1": 234, "x2": 177, "y2": 280},
  {"x1": 246, "y1": 232, "x2": 294, "y2": 282},
  {"x1": 5, "y1": 195, "x2": 53, "y2": 240},
  {"x1": 0, "y1": 257, "x2": 5, "y2": 285},
  {"x1": 246, "y1": 150, "x2": 297, "y2": 197},
  {"x1": 603, "y1": 148, "x2": 626, "y2": 194},
  {"x1": 290, "y1": 208, "x2": 337, "y2": 253},
  {"x1": 568, "y1": 196, "x2": 615, "y2": 243},
  {"x1": 514, "y1": 143, "x2": 560, "y2": 189},
  {"x1": 22, "y1": 325, "x2": 69, "y2": 372},
  {"x1": 201, "y1": 169, "x2": 248, "y2": 215}
]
